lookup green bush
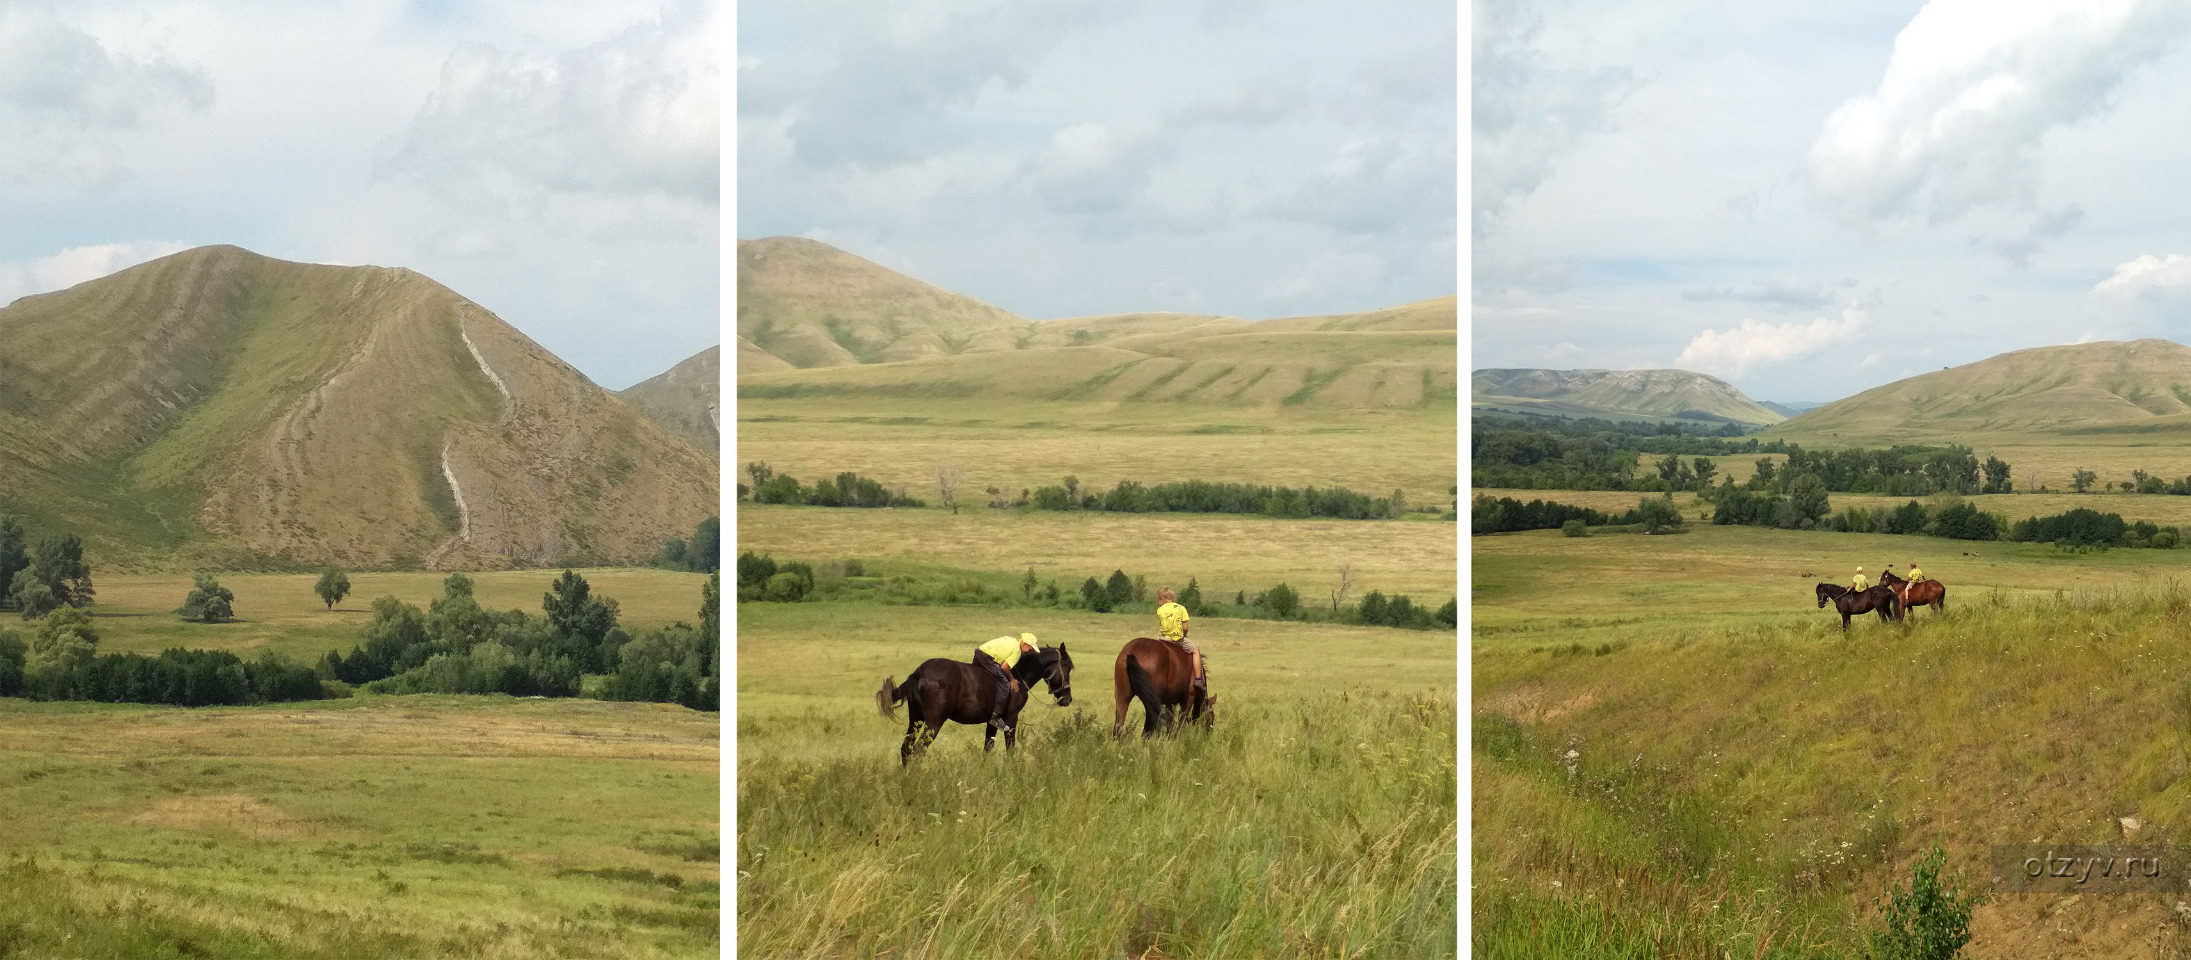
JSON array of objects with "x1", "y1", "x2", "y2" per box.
[
  {"x1": 1867, "y1": 845, "x2": 1975, "y2": 960},
  {"x1": 1560, "y1": 519, "x2": 1587, "y2": 537}
]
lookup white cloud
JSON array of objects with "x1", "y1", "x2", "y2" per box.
[
  {"x1": 1471, "y1": 1, "x2": 1632, "y2": 238},
  {"x1": 2094, "y1": 252, "x2": 2191, "y2": 297},
  {"x1": 0, "y1": 240, "x2": 187, "y2": 305},
  {"x1": 1675, "y1": 308, "x2": 1868, "y2": 378},
  {"x1": 0, "y1": 5, "x2": 211, "y2": 187},
  {"x1": 383, "y1": 0, "x2": 717, "y2": 203},
  {"x1": 1807, "y1": 0, "x2": 2190, "y2": 235}
]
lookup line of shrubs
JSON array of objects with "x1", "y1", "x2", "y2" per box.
[
  {"x1": 0, "y1": 610, "x2": 324, "y2": 704},
  {"x1": 734, "y1": 551, "x2": 1457, "y2": 630},
  {"x1": 1023, "y1": 478, "x2": 1410, "y2": 520},
  {"x1": 328, "y1": 571, "x2": 719, "y2": 711},
  {"x1": 744, "y1": 466, "x2": 923, "y2": 508}
]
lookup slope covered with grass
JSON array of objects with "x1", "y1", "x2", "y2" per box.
[
  {"x1": 0, "y1": 245, "x2": 716, "y2": 569},
  {"x1": 1475, "y1": 570, "x2": 2191, "y2": 956}
]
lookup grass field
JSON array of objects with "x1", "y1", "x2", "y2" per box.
[
  {"x1": 737, "y1": 600, "x2": 1456, "y2": 958},
  {"x1": 736, "y1": 506, "x2": 1457, "y2": 604},
  {"x1": 1473, "y1": 522, "x2": 2191, "y2": 956},
  {"x1": 738, "y1": 397, "x2": 1456, "y2": 505},
  {"x1": 0, "y1": 694, "x2": 717, "y2": 958},
  {"x1": 41, "y1": 567, "x2": 711, "y2": 665}
]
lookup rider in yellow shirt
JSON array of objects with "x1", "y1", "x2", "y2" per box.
[
  {"x1": 1905, "y1": 561, "x2": 1926, "y2": 583},
  {"x1": 975, "y1": 633, "x2": 1038, "y2": 732},
  {"x1": 1156, "y1": 587, "x2": 1202, "y2": 696},
  {"x1": 1850, "y1": 567, "x2": 1870, "y2": 592}
]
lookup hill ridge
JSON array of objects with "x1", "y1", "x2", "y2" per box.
[{"x1": 1768, "y1": 338, "x2": 2191, "y2": 443}]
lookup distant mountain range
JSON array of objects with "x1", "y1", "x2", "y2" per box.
[
  {"x1": 1471, "y1": 367, "x2": 1785, "y2": 426},
  {"x1": 0, "y1": 245, "x2": 716, "y2": 568},
  {"x1": 736, "y1": 236, "x2": 1456, "y2": 411}
]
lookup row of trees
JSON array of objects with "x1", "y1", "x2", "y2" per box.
[
  {"x1": 0, "y1": 608, "x2": 323, "y2": 704},
  {"x1": 1025, "y1": 478, "x2": 1410, "y2": 520},
  {"x1": 656, "y1": 517, "x2": 721, "y2": 573},
  {"x1": 735, "y1": 550, "x2": 1456, "y2": 630},
  {"x1": 740, "y1": 463, "x2": 1419, "y2": 522},
  {"x1": 320, "y1": 570, "x2": 718, "y2": 710},
  {"x1": 744, "y1": 464, "x2": 922, "y2": 508}
]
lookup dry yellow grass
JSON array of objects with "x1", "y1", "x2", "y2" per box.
[
  {"x1": 739, "y1": 401, "x2": 1456, "y2": 504},
  {"x1": 736, "y1": 505, "x2": 1458, "y2": 601}
]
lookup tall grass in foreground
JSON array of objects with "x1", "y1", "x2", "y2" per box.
[
  {"x1": 737, "y1": 692, "x2": 1456, "y2": 959},
  {"x1": 1474, "y1": 579, "x2": 2191, "y2": 957}
]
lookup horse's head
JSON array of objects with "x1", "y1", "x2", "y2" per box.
[
  {"x1": 1039, "y1": 644, "x2": 1073, "y2": 707},
  {"x1": 1815, "y1": 582, "x2": 1833, "y2": 607}
]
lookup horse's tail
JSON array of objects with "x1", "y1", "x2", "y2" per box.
[
  {"x1": 878, "y1": 676, "x2": 903, "y2": 720},
  {"x1": 1125, "y1": 655, "x2": 1161, "y2": 721}
]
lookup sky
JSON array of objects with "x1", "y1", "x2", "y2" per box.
[
  {"x1": 1472, "y1": 0, "x2": 2191, "y2": 404},
  {"x1": 736, "y1": 0, "x2": 1457, "y2": 323},
  {"x1": 0, "y1": 0, "x2": 717, "y2": 390}
]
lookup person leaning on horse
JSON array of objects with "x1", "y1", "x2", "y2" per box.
[
  {"x1": 974, "y1": 633, "x2": 1041, "y2": 734},
  {"x1": 1155, "y1": 587, "x2": 1204, "y2": 699}
]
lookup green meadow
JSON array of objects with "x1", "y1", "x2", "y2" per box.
[
  {"x1": 1, "y1": 566, "x2": 720, "y2": 958},
  {"x1": 1474, "y1": 522, "x2": 2191, "y2": 956},
  {"x1": 0, "y1": 695, "x2": 716, "y2": 959},
  {"x1": 75, "y1": 567, "x2": 713, "y2": 664},
  {"x1": 736, "y1": 599, "x2": 1456, "y2": 959}
]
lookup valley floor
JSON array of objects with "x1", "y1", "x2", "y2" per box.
[{"x1": 0, "y1": 694, "x2": 719, "y2": 959}]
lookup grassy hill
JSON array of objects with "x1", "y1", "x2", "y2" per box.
[
  {"x1": 1473, "y1": 522, "x2": 2191, "y2": 954},
  {"x1": 736, "y1": 236, "x2": 1028, "y2": 372},
  {"x1": 617, "y1": 344, "x2": 719, "y2": 450},
  {"x1": 1771, "y1": 338, "x2": 2191, "y2": 443},
  {"x1": 0, "y1": 245, "x2": 716, "y2": 570},
  {"x1": 740, "y1": 298, "x2": 1456, "y2": 412},
  {"x1": 1472, "y1": 367, "x2": 1786, "y2": 426}
]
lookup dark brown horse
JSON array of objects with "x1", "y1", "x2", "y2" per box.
[
  {"x1": 1878, "y1": 569, "x2": 1946, "y2": 619},
  {"x1": 1112, "y1": 637, "x2": 1216, "y2": 738},
  {"x1": 1816, "y1": 582, "x2": 1900, "y2": 630},
  {"x1": 877, "y1": 645, "x2": 1073, "y2": 765}
]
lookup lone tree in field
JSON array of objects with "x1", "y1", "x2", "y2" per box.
[
  {"x1": 177, "y1": 575, "x2": 236, "y2": 623},
  {"x1": 0, "y1": 516, "x2": 28, "y2": 610},
  {"x1": 1021, "y1": 566, "x2": 1038, "y2": 601},
  {"x1": 1081, "y1": 577, "x2": 1113, "y2": 613},
  {"x1": 11, "y1": 533, "x2": 92, "y2": 618},
  {"x1": 2072, "y1": 468, "x2": 2097, "y2": 494},
  {"x1": 936, "y1": 460, "x2": 964, "y2": 515},
  {"x1": 1330, "y1": 563, "x2": 1356, "y2": 613},
  {"x1": 314, "y1": 568, "x2": 352, "y2": 610},
  {"x1": 687, "y1": 517, "x2": 721, "y2": 573},
  {"x1": 1262, "y1": 582, "x2": 1300, "y2": 619},
  {"x1": 28, "y1": 606, "x2": 97, "y2": 675},
  {"x1": 1105, "y1": 569, "x2": 1133, "y2": 607}
]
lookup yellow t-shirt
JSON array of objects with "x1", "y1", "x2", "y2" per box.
[
  {"x1": 1851, "y1": 575, "x2": 1871, "y2": 591},
  {"x1": 1156, "y1": 602, "x2": 1189, "y2": 641},
  {"x1": 978, "y1": 635, "x2": 1024, "y2": 669},
  {"x1": 1907, "y1": 567, "x2": 1924, "y2": 582}
]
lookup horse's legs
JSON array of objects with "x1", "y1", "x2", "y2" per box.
[
  {"x1": 901, "y1": 713, "x2": 920, "y2": 766},
  {"x1": 1113, "y1": 687, "x2": 1130, "y2": 738},
  {"x1": 984, "y1": 723, "x2": 997, "y2": 752},
  {"x1": 1841, "y1": 610, "x2": 1851, "y2": 631}
]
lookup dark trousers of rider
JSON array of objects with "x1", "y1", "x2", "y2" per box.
[{"x1": 972, "y1": 649, "x2": 1012, "y2": 724}]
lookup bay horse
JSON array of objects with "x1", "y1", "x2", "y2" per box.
[
  {"x1": 1878, "y1": 569, "x2": 1946, "y2": 619},
  {"x1": 1815, "y1": 582, "x2": 1900, "y2": 630},
  {"x1": 877, "y1": 645, "x2": 1073, "y2": 766},
  {"x1": 1112, "y1": 637, "x2": 1216, "y2": 739}
]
